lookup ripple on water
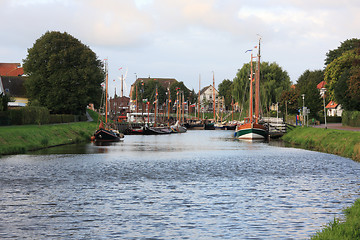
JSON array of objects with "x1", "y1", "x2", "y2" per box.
[{"x1": 0, "y1": 131, "x2": 360, "y2": 239}]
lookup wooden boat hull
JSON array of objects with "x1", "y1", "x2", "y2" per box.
[
  {"x1": 124, "y1": 128, "x2": 144, "y2": 135},
  {"x1": 214, "y1": 124, "x2": 236, "y2": 130},
  {"x1": 234, "y1": 123, "x2": 268, "y2": 140},
  {"x1": 94, "y1": 129, "x2": 123, "y2": 142},
  {"x1": 143, "y1": 126, "x2": 172, "y2": 135},
  {"x1": 170, "y1": 125, "x2": 187, "y2": 133}
]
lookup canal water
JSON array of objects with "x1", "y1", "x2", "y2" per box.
[{"x1": 0, "y1": 130, "x2": 359, "y2": 239}]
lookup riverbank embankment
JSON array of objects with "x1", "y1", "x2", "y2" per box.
[
  {"x1": 0, "y1": 121, "x2": 97, "y2": 156},
  {"x1": 282, "y1": 126, "x2": 360, "y2": 239},
  {"x1": 282, "y1": 126, "x2": 360, "y2": 162}
]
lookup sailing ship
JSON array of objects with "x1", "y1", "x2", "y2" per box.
[
  {"x1": 93, "y1": 59, "x2": 124, "y2": 142},
  {"x1": 234, "y1": 39, "x2": 268, "y2": 140}
]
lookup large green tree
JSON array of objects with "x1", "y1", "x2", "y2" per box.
[
  {"x1": 324, "y1": 47, "x2": 360, "y2": 110},
  {"x1": 295, "y1": 70, "x2": 324, "y2": 117},
  {"x1": 232, "y1": 61, "x2": 291, "y2": 115},
  {"x1": 325, "y1": 38, "x2": 360, "y2": 65},
  {"x1": 132, "y1": 79, "x2": 193, "y2": 110},
  {"x1": 23, "y1": 31, "x2": 104, "y2": 114},
  {"x1": 279, "y1": 88, "x2": 299, "y2": 115},
  {"x1": 218, "y1": 79, "x2": 233, "y2": 110}
]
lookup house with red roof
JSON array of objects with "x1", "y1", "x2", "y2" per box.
[
  {"x1": 0, "y1": 63, "x2": 24, "y2": 76},
  {"x1": 0, "y1": 63, "x2": 27, "y2": 107},
  {"x1": 326, "y1": 100, "x2": 343, "y2": 117},
  {"x1": 317, "y1": 81, "x2": 327, "y2": 97}
]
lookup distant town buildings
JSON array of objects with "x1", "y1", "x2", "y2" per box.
[
  {"x1": 109, "y1": 95, "x2": 130, "y2": 119},
  {"x1": 199, "y1": 85, "x2": 224, "y2": 112}
]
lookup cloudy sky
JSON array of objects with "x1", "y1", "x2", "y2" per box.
[{"x1": 1, "y1": 0, "x2": 359, "y2": 96}]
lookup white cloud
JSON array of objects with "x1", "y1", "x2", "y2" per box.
[{"x1": 1, "y1": 0, "x2": 359, "y2": 88}]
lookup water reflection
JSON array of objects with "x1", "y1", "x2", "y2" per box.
[{"x1": 1, "y1": 130, "x2": 360, "y2": 239}]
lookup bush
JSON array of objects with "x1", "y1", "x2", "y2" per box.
[{"x1": 342, "y1": 111, "x2": 360, "y2": 127}]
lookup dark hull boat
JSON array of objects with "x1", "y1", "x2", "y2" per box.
[
  {"x1": 124, "y1": 127, "x2": 144, "y2": 135},
  {"x1": 94, "y1": 128, "x2": 123, "y2": 142},
  {"x1": 143, "y1": 126, "x2": 172, "y2": 135}
]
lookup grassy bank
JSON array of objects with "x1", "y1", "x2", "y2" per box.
[
  {"x1": 282, "y1": 127, "x2": 360, "y2": 239},
  {"x1": 0, "y1": 120, "x2": 97, "y2": 156},
  {"x1": 282, "y1": 127, "x2": 360, "y2": 162}
]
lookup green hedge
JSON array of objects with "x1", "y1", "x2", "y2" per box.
[
  {"x1": 318, "y1": 116, "x2": 342, "y2": 124},
  {"x1": 342, "y1": 111, "x2": 360, "y2": 127},
  {"x1": 0, "y1": 107, "x2": 88, "y2": 125},
  {"x1": 6, "y1": 107, "x2": 50, "y2": 125}
]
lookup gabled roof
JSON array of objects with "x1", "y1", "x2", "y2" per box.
[
  {"x1": 317, "y1": 81, "x2": 327, "y2": 89},
  {"x1": 200, "y1": 85, "x2": 218, "y2": 95},
  {"x1": 0, "y1": 76, "x2": 27, "y2": 97},
  {"x1": 0, "y1": 63, "x2": 24, "y2": 76},
  {"x1": 326, "y1": 100, "x2": 338, "y2": 109}
]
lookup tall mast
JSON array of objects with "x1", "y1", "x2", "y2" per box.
[
  {"x1": 167, "y1": 86, "x2": 170, "y2": 126},
  {"x1": 255, "y1": 38, "x2": 261, "y2": 123},
  {"x1": 121, "y1": 74, "x2": 124, "y2": 97},
  {"x1": 198, "y1": 74, "x2": 201, "y2": 120},
  {"x1": 155, "y1": 86, "x2": 158, "y2": 127},
  {"x1": 182, "y1": 92, "x2": 185, "y2": 123},
  {"x1": 105, "y1": 59, "x2": 108, "y2": 123},
  {"x1": 213, "y1": 71, "x2": 215, "y2": 121},
  {"x1": 249, "y1": 54, "x2": 254, "y2": 123}
]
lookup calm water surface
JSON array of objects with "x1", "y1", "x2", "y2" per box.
[{"x1": 1, "y1": 130, "x2": 359, "y2": 239}]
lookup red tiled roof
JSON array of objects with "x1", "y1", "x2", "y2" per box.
[
  {"x1": 326, "y1": 100, "x2": 338, "y2": 109},
  {"x1": 317, "y1": 81, "x2": 326, "y2": 89},
  {"x1": 0, "y1": 63, "x2": 24, "y2": 76}
]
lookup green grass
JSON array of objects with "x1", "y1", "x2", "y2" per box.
[
  {"x1": 0, "y1": 110, "x2": 99, "y2": 156},
  {"x1": 311, "y1": 199, "x2": 360, "y2": 239},
  {"x1": 282, "y1": 127, "x2": 360, "y2": 162}
]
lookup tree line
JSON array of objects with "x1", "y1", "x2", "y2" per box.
[
  {"x1": 218, "y1": 38, "x2": 360, "y2": 118},
  {"x1": 6, "y1": 30, "x2": 358, "y2": 119}
]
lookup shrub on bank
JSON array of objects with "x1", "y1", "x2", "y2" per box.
[{"x1": 342, "y1": 111, "x2": 360, "y2": 127}]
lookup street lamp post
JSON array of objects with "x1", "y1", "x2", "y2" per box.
[
  {"x1": 301, "y1": 94, "x2": 305, "y2": 126},
  {"x1": 321, "y1": 88, "x2": 327, "y2": 129}
]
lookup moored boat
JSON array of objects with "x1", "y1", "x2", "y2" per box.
[
  {"x1": 93, "y1": 59, "x2": 124, "y2": 142},
  {"x1": 170, "y1": 121, "x2": 187, "y2": 133},
  {"x1": 93, "y1": 121, "x2": 124, "y2": 142},
  {"x1": 234, "y1": 39, "x2": 268, "y2": 140},
  {"x1": 234, "y1": 119, "x2": 267, "y2": 139}
]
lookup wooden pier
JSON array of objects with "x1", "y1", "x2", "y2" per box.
[{"x1": 263, "y1": 117, "x2": 295, "y2": 139}]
